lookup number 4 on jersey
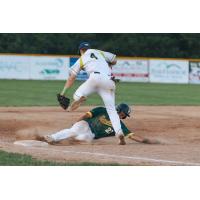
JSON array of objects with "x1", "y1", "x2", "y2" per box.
[{"x1": 90, "y1": 53, "x2": 98, "y2": 60}]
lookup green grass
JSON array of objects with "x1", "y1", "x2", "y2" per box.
[
  {"x1": 0, "y1": 79, "x2": 200, "y2": 106},
  {"x1": 0, "y1": 150, "x2": 123, "y2": 166}
]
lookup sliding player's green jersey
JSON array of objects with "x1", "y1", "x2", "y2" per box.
[{"x1": 84, "y1": 107, "x2": 131, "y2": 139}]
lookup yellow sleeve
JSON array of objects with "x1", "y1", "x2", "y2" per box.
[
  {"x1": 86, "y1": 111, "x2": 93, "y2": 118},
  {"x1": 99, "y1": 50, "x2": 106, "y2": 59}
]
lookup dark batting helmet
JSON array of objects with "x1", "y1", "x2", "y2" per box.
[{"x1": 116, "y1": 103, "x2": 131, "y2": 118}]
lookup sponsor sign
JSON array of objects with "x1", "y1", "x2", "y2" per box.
[
  {"x1": 149, "y1": 60, "x2": 189, "y2": 83},
  {"x1": 0, "y1": 55, "x2": 69, "y2": 80},
  {"x1": 30, "y1": 57, "x2": 69, "y2": 80},
  {"x1": 112, "y1": 59, "x2": 149, "y2": 82},
  {"x1": 189, "y1": 62, "x2": 200, "y2": 84},
  {"x1": 0, "y1": 55, "x2": 30, "y2": 79}
]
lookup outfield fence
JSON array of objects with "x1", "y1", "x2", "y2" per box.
[{"x1": 0, "y1": 53, "x2": 200, "y2": 84}]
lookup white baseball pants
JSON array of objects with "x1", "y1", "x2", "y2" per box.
[
  {"x1": 73, "y1": 73, "x2": 123, "y2": 136},
  {"x1": 51, "y1": 121, "x2": 95, "y2": 142}
]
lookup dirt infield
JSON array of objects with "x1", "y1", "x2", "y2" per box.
[{"x1": 0, "y1": 106, "x2": 200, "y2": 165}]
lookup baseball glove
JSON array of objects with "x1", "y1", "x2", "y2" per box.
[{"x1": 57, "y1": 94, "x2": 70, "y2": 110}]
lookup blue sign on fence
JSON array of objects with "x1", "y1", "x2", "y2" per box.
[{"x1": 69, "y1": 57, "x2": 88, "y2": 81}]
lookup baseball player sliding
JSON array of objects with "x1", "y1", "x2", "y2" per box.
[
  {"x1": 38, "y1": 103, "x2": 157, "y2": 145},
  {"x1": 57, "y1": 42, "x2": 126, "y2": 145}
]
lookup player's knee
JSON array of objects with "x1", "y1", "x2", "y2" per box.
[
  {"x1": 75, "y1": 134, "x2": 93, "y2": 142},
  {"x1": 73, "y1": 93, "x2": 86, "y2": 102},
  {"x1": 73, "y1": 93, "x2": 81, "y2": 101}
]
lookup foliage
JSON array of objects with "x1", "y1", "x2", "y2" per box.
[{"x1": 0, "y1": 33, "x2": 200, "y2": 58}]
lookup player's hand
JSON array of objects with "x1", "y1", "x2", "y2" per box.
[{"x1": 143, "y1": 138, "x2": 160, "y2": 144}]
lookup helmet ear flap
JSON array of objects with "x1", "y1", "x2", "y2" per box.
[{"x1": 121, "y1": 115, "x2": 127, "y2": 119}]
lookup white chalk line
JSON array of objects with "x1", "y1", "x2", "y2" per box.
[
  {"x1": 35, "y1": 146, "x2": 200, "y2": 166},
  {"x1": 1, "y1": 141, "x2": 200, "y2": 165}
]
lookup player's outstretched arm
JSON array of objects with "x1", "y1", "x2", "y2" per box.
[
  {"x1": 127, "y1": 133, "x2": 160, "y2": 144},
  {"x1": 57, "y1": 74, "x2": 77, "y2": 110},
  {"x1": 61, "y1": 74, "x2": 76, "y2": 96}
]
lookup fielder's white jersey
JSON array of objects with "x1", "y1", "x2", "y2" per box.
[{"x1": 70, "y1": 49, "x2": 116, "y2": 76}]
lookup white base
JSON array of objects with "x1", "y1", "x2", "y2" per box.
[{"x1": 14, "y1": 140, "x2": 48, "y2": 147}]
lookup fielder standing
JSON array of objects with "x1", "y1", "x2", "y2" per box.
[{"x1": 58, "y1": 42, "x2": 125, "y2": 145}]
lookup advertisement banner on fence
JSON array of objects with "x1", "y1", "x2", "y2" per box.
[
  {"x1": 69, "y1": 57, "x2": 88, "y2": 81},
  {"x1": 189, "y1": 62, "x2": 200, "y2": 84},
  {"x1": 112, "y1": 59, "x2": 149, "y2": 82},
  {"x1": 0, "y1": 55, "x2": 30, "y2": 79},
  {"x1": 149, "y1": 60, "x2": 189, "y2": 83},
  {"x1": 0, "y1": 55, "x2": 69, "y2": 80},
  {"x1": 30, "y1": 56, "x2": 69, "y2": 80}
]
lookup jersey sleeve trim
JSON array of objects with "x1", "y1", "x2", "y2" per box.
[
  {"x1": 99, "y1": 50, "x2": 106, "y2": 59},
  {"x1": 80, "y1": 57, "x2": 84, "y2": 69},
  {"x1": 111, "y1": 54, "x2": 116, "y2": 62},
  {"x1": 86, "y1": 111, "x2": 93, "y2": 118}
]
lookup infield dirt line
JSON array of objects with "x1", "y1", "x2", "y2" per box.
[{"x1": 31, "y1": 146, "x2": 200, "y2": 166}]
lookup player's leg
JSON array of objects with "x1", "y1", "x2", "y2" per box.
[
  {"x1": 43, "y1": 121, "x2": 94, "y2": 144},
  {"x1": 98, "y1": 85, "x2": 124, "y2": 137},
  {"x1": 93, "y1": 76, "x2": 123, "y2": 136},
  {"x1": 40, "y1": 127, "x2": 76, "y2": 144},
  {"x1": 74, "y1": 123, "x2": 95, "y2": 142},
  {"x1": 49, "y1": 128, "x2": 76, "y2": 142},
  {"x1": 70, "y1": 76, "x2": 97, "y2": 111},
  {"x1": 70, "y1": 96, "x2": 86, "y2": 111},
  {"x1": 98, "y1": 89, "x2": 125, "y2": 145}
]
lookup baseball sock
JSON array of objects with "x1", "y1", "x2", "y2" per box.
[{"x1": 51, "y1": 129, "x2": 75, "y2": 142}]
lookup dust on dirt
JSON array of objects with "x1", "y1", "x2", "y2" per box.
[{"x1": 0, "y1": 106, "x2": 200, "y2": 165}]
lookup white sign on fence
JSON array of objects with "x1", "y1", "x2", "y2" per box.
[
  {"x1": 189, "y1": 62, "x2": 200, "y2": 84},
  {"x1": 30, "y1": 56, "x2": 69, "y2": 80},
  {"x1": 149, "y1": 60, "x2": 189, "y2": 83},
  {"x1": 112, "y1": 59, "x2": 149, "y2": 82},
  {"x1": 0, "y1": 55, "x2": 30, "y2": 79},
  {"x1": 0, "y1": 55, "x2": 69, "y2": 80}
]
